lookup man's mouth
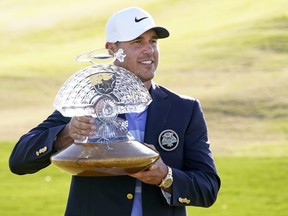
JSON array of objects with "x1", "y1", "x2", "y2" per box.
[{"x1": 140, "y1": 60, "x2": 153, "y2": 65}]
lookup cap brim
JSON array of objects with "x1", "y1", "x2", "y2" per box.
[
  {"x1": 115, "y1": 26, "x2": 170, "y2": 42},
  {"x1": 152, "y1": 26, "x2": 170, "y2": 39}
]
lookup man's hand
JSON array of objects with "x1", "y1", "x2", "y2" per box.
[
  {"x1": 54, "y1": 116, "x2": 96, "y2": 151},
  {"x1": 68, "y1": 116, "x2": 96, "y2": 141},
  {"x1": 129, "y1": 144, "x2": 168, "y2": 186}
]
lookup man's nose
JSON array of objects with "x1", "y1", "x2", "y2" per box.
[{"x1": 143, "y1": 43, "x2": 155, "y2": 54}]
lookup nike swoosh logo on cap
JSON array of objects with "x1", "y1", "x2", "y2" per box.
[{"x1": 135, "y1": 17, "x2": 148, "y2": 22}]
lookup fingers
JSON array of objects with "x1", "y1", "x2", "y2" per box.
[
  {"x1": 129, "y1": 157, "x2": 168, "y2": 185},
  {"x1": 143, "y1": 143, "x2": 158, "y2": 153},
  {"x1": 144, "y1": 143, "x2": 156, "y2": 149},
  {"x1": 68, "y1": 116, "x2": 96, "y2": 141}
]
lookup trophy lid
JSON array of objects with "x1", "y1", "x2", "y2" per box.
[{"x1": 53, "y1": 64, "x2": 152, "y2": 117}]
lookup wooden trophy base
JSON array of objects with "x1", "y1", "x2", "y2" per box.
[{"x1": 51, "y1": 140, "x2": 159, "y2": 176}]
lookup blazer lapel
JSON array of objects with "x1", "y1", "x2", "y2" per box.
[{"x1": 144, "y1": 83, "x2": 172, "y2": 145}]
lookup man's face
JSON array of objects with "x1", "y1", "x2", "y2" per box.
[{"x1": 112, "y1": 30, "x2": 160, "y2": 88}]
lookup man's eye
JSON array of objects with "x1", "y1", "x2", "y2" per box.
[{"x1": 134, "y1": 40, "x2": 142, "y2": 44}]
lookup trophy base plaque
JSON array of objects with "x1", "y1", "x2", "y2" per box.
[{"x1": 51, "y1": 140, "x2": 159, "y2": 176}]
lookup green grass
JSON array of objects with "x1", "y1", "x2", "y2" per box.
[
  {"x1": 1, "y1": 0, "x2": 288, "y2": 215},
  {"x1": 1, "y1": 0, "x2": 287, "y2": 154},
  {"x1": 1, "y1": 142, "x2": 288, "y2": 216},
  {"x1": 189, "y1": 156, "x2": 288, "y2": 216},
  {"x1": 0, "y1": 142, "x2": 70, "y2": 216}
]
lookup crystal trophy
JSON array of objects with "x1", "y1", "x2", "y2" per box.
[{"x1": 51, "y1": 48, "x2": 159, "y2": 176}]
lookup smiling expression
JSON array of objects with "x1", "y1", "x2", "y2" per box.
[{"x1": 106, "y1": 29, "x2": 160, "y2": 89}]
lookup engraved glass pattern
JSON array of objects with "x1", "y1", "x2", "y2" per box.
[{"x1": 53, "y1": 64, "x2": 152, "y2": 143}]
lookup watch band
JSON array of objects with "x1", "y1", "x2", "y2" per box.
[{"x1": 158, "y1": 166, "x2": 173, "y2": 189}]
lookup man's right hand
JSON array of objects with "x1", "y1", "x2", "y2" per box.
[
  {"x1": 68, "y1": 116, "x2": 96, "y2": 141},
  {"x1": 54, "y1": 116, "x2": 96, "y2": 151}
]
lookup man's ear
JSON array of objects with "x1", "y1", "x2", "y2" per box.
[{"x1": 105, "y1": 42, "x2": 117, "y2": 53}]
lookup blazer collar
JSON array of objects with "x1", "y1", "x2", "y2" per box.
[{"x1": 149, "y1": 82, "x2": 168, "y2": 100}]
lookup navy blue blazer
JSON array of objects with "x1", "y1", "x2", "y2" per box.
[{"x1": 10, "y1": 83, "x2": 220, "y2": 216}]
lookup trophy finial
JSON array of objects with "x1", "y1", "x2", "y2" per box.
[{"x1": 114, "y1": 48, "x2": 126, "y2": 62}]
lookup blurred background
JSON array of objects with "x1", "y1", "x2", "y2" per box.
[{"x1": 0, "y1": 0, "x2": 287, "y2": 215}]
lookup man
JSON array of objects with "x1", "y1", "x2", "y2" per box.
[{"x1": 9, "y1": 7, "x2": 220, "y2": 216}]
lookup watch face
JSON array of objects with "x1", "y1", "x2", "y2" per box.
[{"x1": 163, "y1": 178, "x2": 173, "y2": 188}]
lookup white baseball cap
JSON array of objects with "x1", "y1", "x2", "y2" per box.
[{"x1": 106, "y1": 7, "x2": 170, "y2": 43}]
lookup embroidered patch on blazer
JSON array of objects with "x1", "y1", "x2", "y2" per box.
[{"x1": 158, "y1": 129, "x2": 179, "y2": 151}]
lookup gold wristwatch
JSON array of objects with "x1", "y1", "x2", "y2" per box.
[{"x1": 158, "y1": 166, "x2": 173, "y2": 189}]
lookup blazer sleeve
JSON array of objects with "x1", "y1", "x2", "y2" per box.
[
  {"x1": 171, "y1": 100, "x2": 221, "y2": 207},
  {"x1": 9, "y1": 110, "x2": 71, "y2": 175}
]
